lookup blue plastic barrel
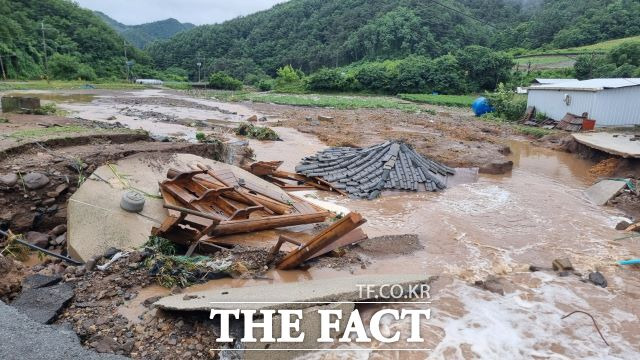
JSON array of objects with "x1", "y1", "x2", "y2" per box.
[{"x1": 471, "y1": 97, "x2": 493, "y2": 117}]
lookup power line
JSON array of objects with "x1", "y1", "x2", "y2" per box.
[{"x1": 429, "y1": 0, "x2": 501, "y2": 30}]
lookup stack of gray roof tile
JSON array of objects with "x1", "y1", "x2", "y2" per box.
[{"x1": 296, "y1": 141, "x2": 455, "y2": 199}]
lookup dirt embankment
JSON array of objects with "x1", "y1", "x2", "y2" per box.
[
  {"x1": 0, "y1": 112, "x2": 230, "y2": 262},
  {"x1": 542, "y1": 135, "x2": 640, "y2": 218},
  {"x1": 252, "y1": 103, "x2": 516, "y2": 174}
]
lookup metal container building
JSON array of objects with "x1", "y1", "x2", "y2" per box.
[
  {"x1": 134, "y1": 79, "x2": 164, "y2": 85},
  {"x1": 527, "y1": 78, "x2": 640, "y2": 127}
]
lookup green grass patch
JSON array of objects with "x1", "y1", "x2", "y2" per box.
[
  {"x1": 569, "y1": 35, "x2": 640, "y2": 52},
  {"x1": 164, "y1": 82, "x2": 192, "y2": 90},
  {"x1": 514, "y1": 56, "x2": 573, "y2": 65},
  {"x1": 517, "y1": 35, "x2": 640, "y2": 58},
  {"x1": 204, "y1": 91, "x2": 421, "y2": 111},
  {"x1": 398, "y1": 94, "x2": 475, "y2": 107},
  {"x1": 7, "y1": 125, "x2": 91, "y2": 139},
  {"x1": 5, "y1": 125, "x2": 136, "y2": 140},
  {"x1": 512, "y1": 125, "x2": 555, "y2": 138},
  {"x1": 0, "y1": 80, "x2": 146, "y2": 91}
]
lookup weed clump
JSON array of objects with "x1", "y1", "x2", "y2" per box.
[
  {"x1": 32, "y1": 103, "x2": 58, "y2": 115},
  {"x1": 142, "y1": 236, "x2": 231, "y2": 288},
  {"x1": 235, "y1": 122, "x2": 280, "y2": 141}
]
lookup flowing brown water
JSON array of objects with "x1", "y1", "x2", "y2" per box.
[{"x1": 30, "y1": 89, "x2": 639, "y2": 358}]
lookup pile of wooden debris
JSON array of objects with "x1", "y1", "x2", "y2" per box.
[
  {"x1": 294, "y1": 141, "x2": 455, "y2": 199},
  {"x1": 152, "y1": 162, "x2": 366, "y2": 269}
]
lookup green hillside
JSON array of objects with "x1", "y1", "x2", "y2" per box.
[
  {"x1": 0, "y1": 0, "x2": 151, "y2": 80},
  {"x1": 147, "y1": 0, "x2": 640, "y2": 80},
  {"x1": 95, "y1": 12, "x2": 195, "y2": 49},
  {"x1": 515, "y1": 34, "x2": 640, "y2": 70}
]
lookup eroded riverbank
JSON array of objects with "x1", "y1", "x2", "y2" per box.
[{"x1": 2, "y1": 88, "x2": 639, "y2": 359}]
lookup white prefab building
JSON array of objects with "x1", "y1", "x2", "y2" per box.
[
  {"x1": 135, "y1": 79, "x2": 164, "y2": 85},
  {"x1": 527, "y1": 78, "x2": 640, "y2": 127}
]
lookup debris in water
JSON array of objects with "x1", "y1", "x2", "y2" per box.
[
  {"x1": 296, "y1": 140, "x2": 455, "y2": 199},
  {"x1": 561, "y1": 310, "x2": 609, "y2": 346},
  {"x1": 587, "y1": 271, "x2": 607, "y2": 288},
  {"x1": 552, "y1": 258, "x2": 574, "y2": 271}
]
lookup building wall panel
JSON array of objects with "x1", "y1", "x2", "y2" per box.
[{"x1": 527, "y1": 87, "x2": 640, "y2": 126}]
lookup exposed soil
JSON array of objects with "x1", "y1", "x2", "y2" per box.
[
  {"x1": 0, "y1": 256, "x2": 25, "y2": 302},
  {"x1": 355, "y1": 234, "x2": 423, "y2": 256},
  {"x1": 251, "y1": 102, "x2": 516, "y2": 173},
  {"x1": 2, "y1": 88, "x2": 640, "y2": 359}
]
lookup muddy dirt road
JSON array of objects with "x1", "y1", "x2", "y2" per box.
[{"x1": 2, "y1": 88, "x2": 639, "y2": 359}]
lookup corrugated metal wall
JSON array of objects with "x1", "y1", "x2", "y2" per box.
[
  {"x1": 527, "y1": 90, "x2": 596, "y2": 122},
  {"x1": 590, "y1": 87, "x2": 640, "y2": 126},
  {"x1": 527, "y1": 87, "x2": 640, "y2": 126}
]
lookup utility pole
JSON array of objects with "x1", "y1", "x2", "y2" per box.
[
  {"x1": 197, "y1": 62, "x2": 202, "y2": 82},
  {"x1": 41, "y1": 21, "x2": 48, "y2": 80},
  {"x1": 123, "y1": 40, "x2": 130, "y2": 82}
]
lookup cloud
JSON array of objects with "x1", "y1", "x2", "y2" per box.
[{"x1": 75, "y1": 0, "x2": 287, "y2": 25}]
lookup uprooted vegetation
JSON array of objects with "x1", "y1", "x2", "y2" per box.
[{"x1": 234, "y1": 122, "x2": 280, "y2": 140}]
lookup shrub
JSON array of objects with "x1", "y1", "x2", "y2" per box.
[
  {"x1": 33, "y1": 103, "x2": 58, "y2": 115},
  {"x1": 485, "y1": 83, "x2": 527, "y2": 121},
  {"x1": 426, "y1": 55, "x2": 467, "y2": 94},
  {"x1": 355, "y1": 62, "x2": 392, "y2": 92},
  {"x1": 48, "y1": 53, "x2": 87, "y2": 80},
  {"x1": 274, "y1": 65, "x2": 305, "y2": 93},
  {"x1": 257, "y1": 79, "x2": 274, "y2": 91},
  {"x1": 276, "y1": 64, "x2": 301, "y2": 83},
  {"x1": 76, "y1": 64, "x2": 97, "y2": 81},
  {"x1": 391, "y1": 56, "x2": 430, "y2": 93},
  {"x1": 160, "y1": 67, "x2": 189, "y2": 82},
  {"x1": 235, "y1": 123, "x2": 280, "y2": 140},
  {"x1": 208, "y1": 71, "x2": 243, "y2": 90},
  {"x1": 306, "y1": 68, "x2": 352, "y2": 91},
  {"x1": 455, "y1": 46, "x2": 514, "y2": 91}
]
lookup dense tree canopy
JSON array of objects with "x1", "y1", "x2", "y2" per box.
[
  {"x1": 94, "y1": 12, "x2": 195, "y2": 49},
  {"x1": 0, "y1": 0, "x2": 151, "y2": 79},
  {"x1": 574, "y1": 41, "x2": 640, "y2": 79},
  {"x1": 148, "y1": 0, "x2": 640, "y2": 82}
]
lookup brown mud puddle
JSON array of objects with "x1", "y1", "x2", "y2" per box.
[{"x1": 20, "y1": 89, "x2": 639, "y2": 357}]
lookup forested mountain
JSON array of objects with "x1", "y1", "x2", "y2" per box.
[
  {"x1": 94, "y1": 12, "x2": 195, "y2": 49},
  {"x1": 147, "y1": 0, "x2": 640, "y2": 79},
  {"x1": 0, "y1": 0, "x2": 151, "y2": 79}
]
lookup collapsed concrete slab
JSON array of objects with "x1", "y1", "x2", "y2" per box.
[
  {"x1": 67, "y1": 152, "x2": 290, "y2": 262},
  {"x1": 573, "y1": 133, "x2": 640, "y2": 158},
  {"x1": 584, "y1": 179, "x2": 629, "y2": 206},
  {"x1": 10, "y1": 283, "x2": 74, "y2": 324},
  {"x1": 0, "y1": 300, "x2": 126, "y2": 360},
  {"x1": 154, "y1": 273, "x2": 433, "y2": 312}
]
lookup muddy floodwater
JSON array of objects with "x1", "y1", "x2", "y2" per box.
[{"x1": 13, "y1": 89, "x2": 639, "y2": 358}]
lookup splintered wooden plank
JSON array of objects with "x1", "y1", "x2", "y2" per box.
[
  {"x1": 276, "y1": 212, "x2": 366, "y2": 270},
  {"x1": 161, "y1": 183, "x2": 197, "y2": 206},
  {"x1": 209, "y1": 212, "x2": 329, "y2": 236},
  {"x1": 291, "y1": 199, "x2": 316, "y2": 214},
  {"x1": 210, "y1": 167, "x2": 240, "y2": 186}
]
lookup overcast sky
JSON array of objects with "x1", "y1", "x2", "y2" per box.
[{"x1": 75, "y1": 0, "x2": 287, "y2": 25}]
